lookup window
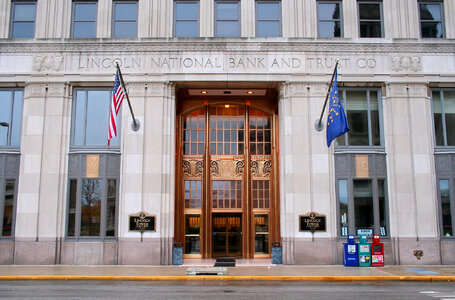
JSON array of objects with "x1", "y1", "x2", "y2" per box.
[
  {"x1": 66, "y1": 154, "x2": 119, "y2": 239},
  {"x1": 72, "y1": 1, "x2": 97, "y2": 38},
  {"x1": 0, "y1": 89, "x2": 23, "y2": 148},
  {"x1": 358, "y1": 1, "x2": 382, "y2": 38},
  {"x1": 10, "y1": 1, "x2": 36, "y2": 38},
  {"x1": 0, "y1": 178, "x2": 17, "y2": 238},
  {"x1": 419, "y1": 2, "x2": 444, "y2": 38},
  {"x1": 336, "y1": 154, "x2": 388, "y2": 237},
  {"x1": 215, "y1": 1, "x2": 240, "y2": 37},
  {"x1": 336, "y1": 89, "x2": 382, "y2": 147},
  {"x1": 432, "y1": 89, "x2": 455, "y2": 147},
  {"x1": 317, "y1": 1, "x2": 342, "y2": 38},
  {"x1": 174, "y1": 1, "x2": 199, "y2": 37},
  {"x1": 256, "y1": 1, "x2": 281, "y2": 37},
  {"x1": 438, "y1": 180, "x2": 453, "y2": 237},
  {"x1": 71, "y1": 88, "x2": 119, "y2": 148},
  {"x1": 113, "y1": 1, "x2": 138, "y2": 38}
]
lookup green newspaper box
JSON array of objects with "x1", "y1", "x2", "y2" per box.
[{"x1": 358, "y1": 235, "x2": 371, "y2": 267}]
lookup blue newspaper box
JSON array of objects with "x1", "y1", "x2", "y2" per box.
[{"x1": 343, "y1": 235, "x2": 359, "y2": 266}]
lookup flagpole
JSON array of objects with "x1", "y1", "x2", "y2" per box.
[
  {"x1": 115, "y1": 62, "x2": 140, "y2": 131},
  {"x1": 315, "y1": 59, "x2": 339, "y2": 131}
]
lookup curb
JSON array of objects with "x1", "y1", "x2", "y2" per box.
[{"x1": 0, "y1": 275, "x2": 454, "y2": 281}]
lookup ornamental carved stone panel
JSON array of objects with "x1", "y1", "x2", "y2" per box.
[
  {"x1": 250, "y1": 155, "x2": 272, "y2": 179},
  {"x1": 183, "y1": 156, "x2": 204, "y2": 180},
  {"x1": 210, "y1": 156, "x2": 244, "y2": 180}
]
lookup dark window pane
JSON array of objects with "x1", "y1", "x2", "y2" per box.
[
  {"x1": 359, "y1": 4, "x2": 381, "y2": 20},
  {"x1": 420, "y1": 4, "x2": 442, "y2": 21},
  {"x1": 378, "y1": 180, "x2": 387, "y2": 236},
  {"x1": 0, "y1": 91, "x2": 13, "y2": 146},
  {"x1": 440, "y1": 180, "x2": 453, "y2": 236},
  {"x1": 67, "y1": 179, "x2": 77, "y2": 237},
  {"x1": 80, "y1": 179, "x2": 102, "y2": 236},
  {"x1": 433, "y1": 92, "x2": 444, "y2": 146},
  {"x1": 106, "y1": 179, "x2": 116, "y2": 236},
  {"x1": 318, "y1": 3, "x2": 340, "y2": 20},
  {"x1": 346, "y1": 91, "x2": 369, "y2": 146},
  {"x1": 421, "y1": 22, "x2": 443, "y2": 38},
  {"x1": 74, "y1": 3, "x2": 97, "y2": 20},
  {"x1": 360, "y1": 21, "x2": 382, "y2": 38},
  {"x1": 114, "y1": 3, "x2": 137, "y2": 20},
  {"x1": 2, "y1": 180, "x2": 15, "y2": 236},
  {"x1": 338, "y1": 180, "x2": 348, "y2": 236},
  {"x1": 257, "y1": 21, "x2": 280, "y2": 37},
  {"x1": 175, "y1": 21, "x2": 198, "y2": 37},
  {"x1": 370, "y1": 91, "x2": 380, "y2": 146},
  {"x1": 257, "y1": 2, "x2": 279, "y2": 19},
  {"x1": 176, "y1": 2, "x2": 198, "y2": 19},
  {"x1": 217, "y1": 2, "x2": 239, "y2": 19},
  {"x1": 11, "y1": 91, "x2": 23, "y2": 147},
  {"x1": 319, "y1": 21, "x2": 341, "y2": 38},
  {"x1": 217, "y1": 20, "x2": 239, "y2": 37},
  {"x1": 85, "y1": 90, "x2": 111, "y2": 146},
  {"x1": 444, "y1": 92, "x2": 455, "y2": 146},
  {"x1": 12, "y1": 22, "x2": 35, "y2": 38},
  {"x1": 73, "y1": 22, "x2": 96, "y2": 38},
  {"x1": 114, "y1": 22, "x2": 137, "y2": 38},
  {"x1": 354, "y1": 180, "x2": 374, "y2": 235},
  {"x1": 13, "y1": 3, "x2": 36, "y2": 21}
]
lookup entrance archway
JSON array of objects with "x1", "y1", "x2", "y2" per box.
[{"x1": 175, "y1": 87, "x2": 280, "y2": 259}]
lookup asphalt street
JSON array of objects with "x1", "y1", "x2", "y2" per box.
[{"x1": 0, "y1": 281, "x2": 455, "y2": 300}]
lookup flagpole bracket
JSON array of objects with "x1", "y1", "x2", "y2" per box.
[
  {"x1": 131, "y1": 119, "x2": 140, "y2": 131},
  {"x1": 315, "y1": 120, "x2": 324, "y2": 131}
]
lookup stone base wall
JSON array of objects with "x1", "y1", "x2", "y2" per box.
[
  {"x1": 0, "y1": 242, "x2": 14, "y2": 264},
  {"x1": 394, "y1": 238, "x2": 441, "y2": 265},
  {"x1": 441, "y1": 241, "x2": 455, "y2": 265},
  {"x1": 294, "y1": 238, "x2": 337, "y2": 265},
  {"x1": 14, "y1": 240, "x2": 57, "y2": 264}
]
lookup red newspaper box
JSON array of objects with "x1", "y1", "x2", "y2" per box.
[{"x1": 371, "y1": 235, "x2": 384, "y2": 267}]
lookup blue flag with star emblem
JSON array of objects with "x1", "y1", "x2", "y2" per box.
[{"x1": 326, "y1": 69, "x2": 349, "y2": 147}]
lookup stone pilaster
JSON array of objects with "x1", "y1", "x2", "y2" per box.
[
  {"x1": 15, "y1": 82, "x2": 70, "y2": 264},
  {"x1": 384, "y1": 82, "x2": 440, "y2": 264},
  {"x1": 0, "y1": 0, "x2": 11, "y2": 38}
]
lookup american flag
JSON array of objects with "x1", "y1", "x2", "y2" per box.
[{"x1": 108, "y1": 70, "x2": 125, "y2": 145}]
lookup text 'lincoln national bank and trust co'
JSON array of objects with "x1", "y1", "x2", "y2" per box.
[{"x1": 75, "y1": 54, "x2": 389, "y2": 73}]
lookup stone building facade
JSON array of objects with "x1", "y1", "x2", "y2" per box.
[{"x1": 0, "y1": 0, "x2": 454, "y2": 265}]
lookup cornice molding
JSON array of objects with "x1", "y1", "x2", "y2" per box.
[{"x1": 0, "y1": 40, "x2": 454, "y2": 54}]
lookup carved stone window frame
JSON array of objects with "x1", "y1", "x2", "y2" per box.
[{"x1": 434, "y1": 154, "x2": 455, "y2": 239}]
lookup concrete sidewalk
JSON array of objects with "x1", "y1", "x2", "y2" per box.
[{"x1": 0, "y1": 263, "x2": 454, "y2": 281}]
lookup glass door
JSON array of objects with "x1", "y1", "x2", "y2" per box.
[{"x1": 212, "y1": 213, "x2": 242, "y2": 257}]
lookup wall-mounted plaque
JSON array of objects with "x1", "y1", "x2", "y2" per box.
[
  {"x1": 299, "y1": 212, "x2": 326, "y2": 232},
  {"x1": 355, "y1": 155, "x2": 369, "y2": 178},
  {"x1": 129, "y1": 211, "x2": 156, "y2": 232},
  {"x1": 86, "y1": 155, "x2": 99, "y2": 178}
]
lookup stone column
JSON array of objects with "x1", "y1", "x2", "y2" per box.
[
  {"x1": 279, "y1": 82, "x2": 295, "y2": 264},
  {"x1": 387, "y1": 0, "x2": 419, "y2": 39},
  {"x1": 15, "y1": 82, "x2": 71, "y2": 264},
  {"x1": 97, "y1": 0, "x2": 112, "y2": 38},
  {"x1": 0, "y1": 1, "x2": 11, "y2": 38},
  {"x1": 241, "y1": 0, "x2": 254, "y2": 37},
  {"x1": 343, "y1": 0, "x2": 358, "y2": 39},
  {"x1": 35, "y1": 0, "x2": 68, "y2": 39},
  {"x1": 384, "y1": 82, "x2": 439, "y2": 264},
  {"x1": 118, "y1": 82, "x2": 175, "y2": 265},
  {"x1": 200, "y1": 0, "x2": 214, "y2": 37},
  {"x1": 445, "y1": 0, "x2": 455, "y2": 39}
]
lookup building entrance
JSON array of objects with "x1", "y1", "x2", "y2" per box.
[
  {"x1": 175, "y1": 88, "x2": 280, "y2": 259},
  {"x1": 212, "y1": 213, "x2": 242, "y2": 257}
]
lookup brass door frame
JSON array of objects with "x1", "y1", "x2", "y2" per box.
[{"x1": 176, "y1": 99, "x2": 280, "y2": 259}]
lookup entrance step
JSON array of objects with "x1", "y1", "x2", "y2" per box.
[
  {"x1": 186, "y1": 267, "x2": 227, "y2": 276},
  {"x1": 214, "y1": 257, "x2": 236, "y2": 267}
]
